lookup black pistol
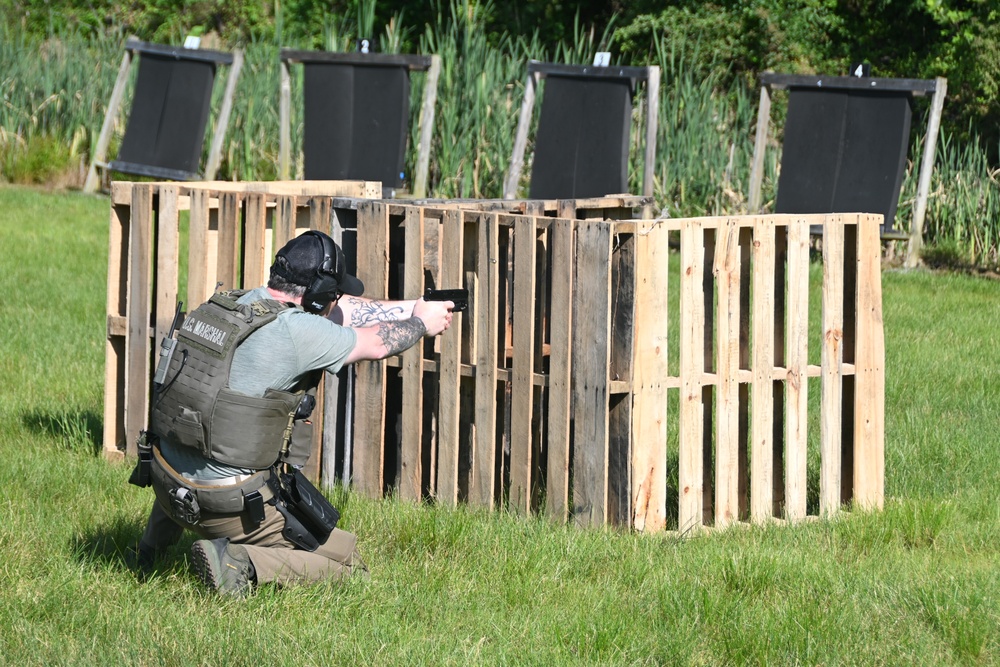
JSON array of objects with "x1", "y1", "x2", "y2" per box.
[{"x1": 424, "y1": 288, "x2": 469, "y2": 312}]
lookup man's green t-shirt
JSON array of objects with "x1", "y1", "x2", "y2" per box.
[{"x1": 160, "y1": 287, "x2": 357, "y2": 481}]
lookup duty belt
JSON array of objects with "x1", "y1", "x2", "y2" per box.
[{"x1": 150, "y1": 445, "x2": 275, "y2": 516}]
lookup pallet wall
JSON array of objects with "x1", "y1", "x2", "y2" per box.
[
  {"x1": 349, "y1": 206, "x2": 885, "y2": 531},
  {"x1": 103, "y1": 184, "x2": 883, "y2": 532}
]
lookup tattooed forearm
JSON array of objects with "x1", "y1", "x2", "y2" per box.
[
  {"x1": 376, "y1": 317, "x2": 427, "y2": 356},
  {"x1": 344, "y1": 297, "x2": 407, "y2": 326}
]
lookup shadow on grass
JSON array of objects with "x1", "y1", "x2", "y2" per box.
[
  {"x1": 69, "y1": 513, "x2": 191, "y2": 580},
  {"x1": 22, "y1": 407, "x2": 103, "y2": 456}
]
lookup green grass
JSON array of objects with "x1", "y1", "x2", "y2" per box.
[{"x1": 2, "y1": 185, "x2": 999, "y2": 665}]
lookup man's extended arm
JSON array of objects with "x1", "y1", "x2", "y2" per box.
[
  {"x1": 329, "y1": 296, "x2": 414, "y2": 327},
  {"x1": 341, "y1": 297, "x2": 454, "y2": 364}
]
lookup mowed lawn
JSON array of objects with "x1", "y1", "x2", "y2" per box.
[{"x1": 0, "y1": 184, "x2": 998, "y2": 666}]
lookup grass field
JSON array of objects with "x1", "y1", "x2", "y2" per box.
[{"x1": 1, "y1": 184, "x2": 998, "y2": 665}]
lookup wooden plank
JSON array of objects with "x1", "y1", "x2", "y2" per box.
[
  {"x1": 713, "y1": 218, "x2": 741, "y2": 526},
  {"x1": 103, "y1": 198, "x2": 131, "y2": 459},
  {"x1": 413, "y1": 55, "x2": 441, "y2": 199},
  {"x1": 204, "y1": 49, "x2": 243, "y2": 180},
  {"x1": 750, "y1": 217, "x2": 776, "y2": 523},
  {"x1": 906, "y1": 77, "x2": 948, "y2": 268},
  {"x1": 503, "y1": 70, "x2": 539, "y2": 199},
  {"x1": 546, "y1": 218, "x2": 573, "y2": 522},
  {"x1": 243, "y1": 193, "x2": 269, "y2": 287},
  {"x1": 784, "y1": 218, "x2": 810, "y2": 521},
  {"x1": 124, "y1": 184, "x2": 154, "y2": 458},
  {"x1": 437, "y1": 209, "x2": 464, "y2": 506},
  {"x1": 187, "y1": 189, "x2": 212, "y2": 307},
  {"x1": 853, "y1": 214, "x2": 886, "y2": 509},
  {"x1": 274, "y1": 195, "x2": 296, "y2": 249},
  {"x1": 154, "y1": 185, "x2": 180, "y2": 367},
  {"x1": 642, "y1": 66, "x2": 660, "y2": 200},
  {"x1": 216, "y1": 191, "x2": 241, "y2": 290},
  {"x1": 510, "y1": 215, "x2": 537, "y2": 515},
  {"x1": 352, "y1": 202, "x2": 390, "y2": 497},
  {"x1": 84, "y1": 49, "x2": 132, "y2": 193},
  {"x1": 748, "y1": 85, "x2": 772, "y2": 213},
  {"x1": 820, "y1": 217, "x2": 845, "y2": 516},
  {"x1": 279, "y1": 60, "x2": 292, "y2": 181},
  {"x1": 572, "y1": 220, "x2": 612, "y2": 527},
  {"x1": 678, "y1": 219, "x2": 705, "y2": 533},
  {"x1": 472, "y1": 212, "x2": 500, "y2": 507},
  {"x1": 631, "y1": 221, "x2": 669, "y2": 531},
  {"x1": 400, "y1": 207, "x2": 426, "y2": 501}
]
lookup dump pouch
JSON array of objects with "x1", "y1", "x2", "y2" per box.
[
  {"x1": 268, "y1": 469, "x2": 340, "y2": 551},
  {"x1": 281, "y1": 469, "x2": 340, "y2": 538}
]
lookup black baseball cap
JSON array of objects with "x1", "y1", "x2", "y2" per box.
[{"x1": 272, "y1": 231, "x2": 365, "y2": 297}]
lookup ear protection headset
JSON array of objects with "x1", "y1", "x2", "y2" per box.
[{"x1": 300, "y1": 231, "x2": 344, "y2": 314}]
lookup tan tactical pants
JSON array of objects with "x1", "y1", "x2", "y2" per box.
[{"x1": 140, "y1": 495, "x2": 367, "y2": 586}]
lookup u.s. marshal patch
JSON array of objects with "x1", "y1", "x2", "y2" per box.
[{"x1": 178, "y1": 310, "x2": 237, "y2": 356}]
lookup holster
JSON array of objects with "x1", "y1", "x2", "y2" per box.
[{"x1": 268, "y1": 469, "x2": 340, "y2": 552}]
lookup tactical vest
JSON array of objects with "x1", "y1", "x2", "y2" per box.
[{"x1": 149, "y1": 290, "x2": 317, "y2": 470}]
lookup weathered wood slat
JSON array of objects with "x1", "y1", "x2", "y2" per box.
[
  {"x1": 631, "y1": 221, "x2": 669, "y2": 531},
  {"x1": 572, "y1": 220, "x2": 612, "y2": 527},
  {"x1": 714, "y1": 219, "x2": 741, "y2": 527},
  {"x1": 242, "y1": 193, "x2": 269, "y2": 287},
  {"x1": 546, "y1": 218, "x2": 573, "y2": 522},
  {"x1": 353, "y1": 202, "x2": 390, "y2": 497},
  {"x1": 750, "y1": 218, "x2": 776, "y2": 523},
  {"x1": 217, "y1": 191, "x2": 240, "y2": 290},
  {"x1": 784, "y1": 218, "x2": 810, "y2": 521},
  {"x1": 400, "y1": 207, "x2": 426, "y2": 501},
  {"x1": 187, "y1": 189, "x2": 213, "y2": 307},
  {"x1": 854, "y1": 214, "x2": 886, "y2": 509},
  {"x1": 125, "y1": 184, "x2": 154, "y2": 458},
  {"x1": 472, "y1": 212, "x2": 500, "y2": 507},
  {"x1": 821, "y1": 218, "x2": 845, "y2": 515},
  {"x1": 510, "y1": 215, "x2": 537, "y2": 514},
  {"x1": 678, "y1": 220, "x2": 705, "y2": 533},
  {"x1": 437, "y1": 209, "x2": 464, "y2": 506}
]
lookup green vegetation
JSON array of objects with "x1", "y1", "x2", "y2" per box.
[
  {"x1": 2, "y1": 180, "x2": 999, "y2": 664},
  {"x1": 2, "y1": 2, "x2": 1000, "y2": 268}
]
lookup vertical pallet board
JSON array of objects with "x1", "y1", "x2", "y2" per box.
[
  {"x1": 400, "y1": 206, "x2": 426, "y2": 501},
  {"x1": 630, "y1": 220, "x2": 669, "y2": 531},
  {"x1": 124, "y1": 184, "x2": 154, "y2": 458},
  {"x1": 471, "y1": 212, "x2": 501, "y2": 507},
  {"x1": 854, "y1": 214, "x2": 886, "y2": 509},
  {"x1": 713, "y1": 219, "x2": 742, "y2": 527},
  {"x1": 784, "y1": 218, "x2": 811, "y2": 521},
  {"x1": 510, "y1": 214, "x2": 537, "y2": 515},
  {"x1": 545, "y1": 218, "x2": 574, "y2": 522},
  {"x1": 436, "y1": 209, "x2": 464, "y2": 507},
  {"x1": 571, "y1": 220, "x2": 613, "y2": 527},
  {"x1": 354, "y1": 201, "x2": 391, "y2": 497},
  {"x1": 102, "y1": 188, "x2": 132, "y2": 460},
  {"x1": 820, "y1": 219, "x2": 845, "y2": 516},
  {"x1": 750, "y1": 218, "x2": 776, "y2": 523},
  {"x1": 678, "y1": 219, "x2": 705, "y2": 533}
]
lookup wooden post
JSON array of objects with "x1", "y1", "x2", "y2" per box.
[
  {"x1": 436, "y1": 209, "x2": 464, "y2": 506},
  {"x1": 748, "y1": 84, "x2": 772, "y2": 213},
  {"x1": 84, "y1": 49, "x2": 133, "y2": 193},
  {"x1": 750, "y1": 217, "x2": 776, "y2": 523},
  {"x1": 471, "y1": 212, "x2": 500, "y2": 507},
  {"x1": 413, "y1": 55, "x2": 441, "y2": 199},
  {"x1": 504, "y1": 70, "x2": 539, "y2": 199},
  {"x1": 905, "y1": 77, "x2": 948, "y2": 268},
  {"x1": 642, "y1": 66, "x2": 660, "y2": 201},
  {"x1": 204, "y1": 49, "x2": 244, "y2": 181},
  {"x1": 279, "y1": 59, "x2": 293, "y2": 181}
]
